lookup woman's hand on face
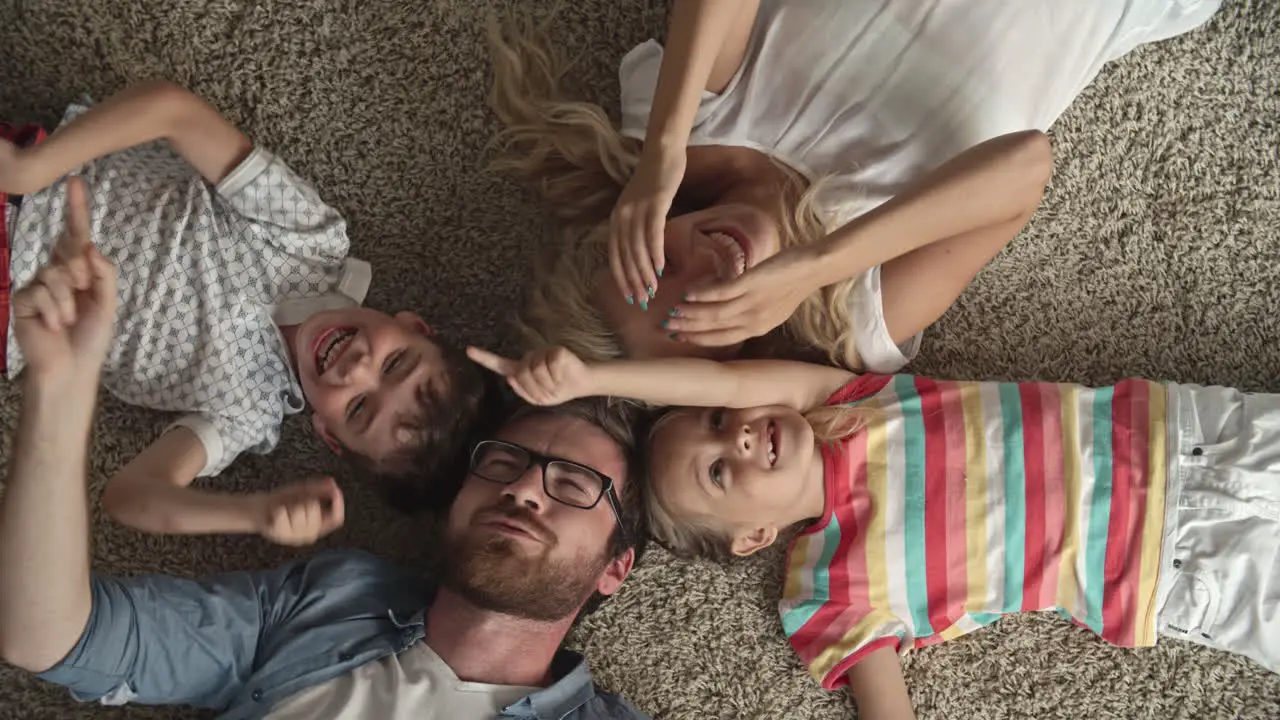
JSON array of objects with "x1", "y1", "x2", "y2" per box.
[
  {"x1": 466, "y1": 345, "x2": 595, "y2": 406},
  {"x1": 664, "y1": 246, "x2": 819, "y2": 347},
  {"x1": 609, "y1": 149, "x2": 687, "y2": 309}
]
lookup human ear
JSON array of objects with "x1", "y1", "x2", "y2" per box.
[
  {"x1": 393, "y1": 311, "x2": 433, "y2": 336},
  {"x1": 731, "y1": 525, "x2": 778, "y2": 557},
  {"x1": 595, "y1": 547, "x2": 635, "y2": 596},
  {"x1": 311, "y1": 415, "x2": 343, "y2": 455}
]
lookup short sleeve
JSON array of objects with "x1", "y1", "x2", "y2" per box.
[
  {"x1": 35, "y1": 550, "x2": 414, "y2": 712},
  {"x1": 168, "y1": 403, "x2": 285, "y2": 478},
  {"x1": 782, "y1": 596, "x2": 909, "y2": 690},
  {"x1": 617, "y1": 40, "x2": 743, "y2": 142},
  {"x1": 215, "y1": 148, "x2": 350, "y2": 260},
  {"x1": 35, "y1": 564, "x2": 299, "y2": 710},
  {"x1": 846, "y1": 265, "x2": 922, "y2": 374}
]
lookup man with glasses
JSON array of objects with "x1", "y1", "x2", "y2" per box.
[{"x1": 0, "y1": 190, "x2": 651, "y2": 719}]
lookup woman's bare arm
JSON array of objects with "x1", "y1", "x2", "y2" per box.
[{"x1": 646, "y1": 0, "x2": 759, "y2": 154}]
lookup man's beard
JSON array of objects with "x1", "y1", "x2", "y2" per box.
[{"x1": 439, "y1": 504, "x2": 610, "y2": 622}]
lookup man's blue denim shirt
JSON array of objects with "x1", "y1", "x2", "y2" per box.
[{"x1": 36, "y1": 549, "x2": 649, "y2": 720}]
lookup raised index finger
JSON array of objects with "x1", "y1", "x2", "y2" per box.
[
  {"x1": 57, "y1": 176, "x2": 93, "y2": 256},
  {"x1": 465, "y1": 346, "x2": 519, "y2": 377}
]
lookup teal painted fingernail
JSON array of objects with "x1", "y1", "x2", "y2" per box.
[
  {"x1": 647, "y1": 284, "x2": 655, "y2": 298},
  {"x1": 660, "y1": 319, "x2": 669, "y2": 329},
  {"x1": 668, "y1": 307, "x2": 679, "y2": 317},
  {"x1": 668, "y1": 332, "x2": 678, "y2": 341},
  {"x1": 682, "y1": 293, "x2": 689, "y2": 302},
  {"x1": 657, "y1": 267, "x2": 664, "y2": 278},
  {"x1": 625, "y1": 295, "x2": 634, "y2": 305},
  {"x1": 640, "y1": 299, "x2": 648, "y2": 311}
]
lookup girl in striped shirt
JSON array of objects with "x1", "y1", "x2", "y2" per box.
[{"x1": 467, "y1": 345, "x2": 1280, "y2": 720}]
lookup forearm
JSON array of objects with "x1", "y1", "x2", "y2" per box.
[
  {"x1": 102, "y1": 477, "x2": 261, "y2": 537},
  {"x1": 854, "y1": 687, "x2": 917, "y2": 720},
  {"x1": 846, "y1": 647, "x2": 916, "y2": 720},
  {"x1": 16, "y1": 81, "x2": 249, "y2": 192},
  {"x1": 811, "y1": 130, "x2": 1051, "y2": 288},
  {"x1": 0, "y1": 371, "x2": 100, "y2": 672},
  {"x1": 645, "y1": 0, "x2": 745, "y2": 153},
  {"x1": 587, "y1": 357, "x2": 849, "y2": 410},
  {"x1": 589, "y1": 358, "x2": 750, "y2": 407}
]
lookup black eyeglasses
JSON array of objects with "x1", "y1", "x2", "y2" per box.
[{"x1": 469, "y1": 439, "x2": 629, "y2": 544}]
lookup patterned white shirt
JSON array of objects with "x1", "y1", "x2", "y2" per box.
[{"x1": 6, "y1": 102, "x2": 372, "y2": 476}]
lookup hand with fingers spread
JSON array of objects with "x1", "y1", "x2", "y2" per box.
[
  {"x1": 252, "y1": 477, "x2": 346, "y2": 546},
  {"x1": 609, "y1": 149, "x2": 687, "y2": 309},
  {"x1": 664, "y1": 246, "x2": 820, "y2": 348},
  {"x1": 11, "y1": 176, "x2": 118, "y2": 380},
  {"x1": 466, "y1": 345, "x2": 595, "y2": 406}
]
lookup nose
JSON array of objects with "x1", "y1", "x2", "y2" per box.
[
  {"x1": 734, "y1": 423, "x2": 754, "y2": 456},
  {"x1": 334, "y1": 344, "x2": 376, "y2": 384},
  {"x1": 501, "y1": 464, "x2": 547, "y2": 511}
]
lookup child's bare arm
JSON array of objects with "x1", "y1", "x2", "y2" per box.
[
  {"x1": 846, "y1": 646, "x2": 916, "y2": 720},
  {"x1": 102, "y1": 427, "x2": 259, "y2": 535},
  {"x1": 104, "y1": 428, "x2": 344, "y2": 545},
  {"x1": 0, "y1": 80, "x2": 251, "y2": 194},
  {"x1": 467, "y1": 346, "x2": 854, "y2": 412}
]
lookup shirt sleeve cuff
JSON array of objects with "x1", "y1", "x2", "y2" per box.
[
  {"x1": 165, "y1": 415, "x2": 225, "y2": 478},
  {"x1": 819, "y1": 635, "x2": 903, "y2": 690},
  {"x1": 215, "y1": 147, "x2": 273, "y2": 200},
  {"x1": 847, "y1": 265, "x2": 923, "y2": 374}
]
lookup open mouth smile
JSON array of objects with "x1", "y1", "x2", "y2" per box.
[
  {"x1": 313, "y1": 327, "x2": 357, "y2": 375},
  {"x1": 704, "y1": 227, "x2": 752, "y2": 279}
]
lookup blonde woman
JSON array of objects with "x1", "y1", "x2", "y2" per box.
[{"x1": 490, "y1": 0, "x2": 1221, "y2": 372}]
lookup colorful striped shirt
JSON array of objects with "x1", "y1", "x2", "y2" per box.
[{"x1": 780, "y1": 374, "x2": 1175, "y2": 689}]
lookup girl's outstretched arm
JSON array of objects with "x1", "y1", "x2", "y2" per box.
[
  {"x1": 610, "y1": 0, "x2": 760, "y2": 303},
  {"x1": 0, "y1": 80, "x2": 251, "y2": 194},
  {"x1": 467, "y1": 346, "x2": 854, "y2": 413},
  {"x1": 846, "y1": 646, "x2": 916, "y2": 720}
]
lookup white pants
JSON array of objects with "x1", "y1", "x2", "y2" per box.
[{"x1": 1156, "y1": 384, "x2": 1280, "y2": 672}]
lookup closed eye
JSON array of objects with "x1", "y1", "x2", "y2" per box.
[
  {"x1": 383, "y1": 350, "x2": 405, "y2": 376},
  {"x1": 346, "y1": 395, "x2": 367, "y2": 421}
]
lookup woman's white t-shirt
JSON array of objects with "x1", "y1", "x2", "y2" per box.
[{"x1": 619, "y1": 0, "x2": 1219, "y2": 371}]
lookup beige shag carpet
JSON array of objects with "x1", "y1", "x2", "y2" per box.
[{"x1": 1, "y1": 1, "x2": 1278, "y2": 718}]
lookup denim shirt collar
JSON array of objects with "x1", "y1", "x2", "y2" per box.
[{"x1": 511, "y1": 649, "x2": 597, "y2": 719}]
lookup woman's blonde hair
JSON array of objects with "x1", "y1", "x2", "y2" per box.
[
  {"x1": 644, "y1": 402, "x2": 873, "y2": 562},
  {"x1": 486, "y1": 16, "x2": 867, "y2": 370}
]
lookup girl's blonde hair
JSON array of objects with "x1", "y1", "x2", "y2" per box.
[
  {"x1": 645, "y1": 402, "x2": 873, "y2": 562},
  {"x1": 486, "y1": 17, "x2": 868, "y2": 370}
]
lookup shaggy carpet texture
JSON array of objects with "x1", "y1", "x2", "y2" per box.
[{"x1": 1, "y1": 0, "x2": 1278, "y2": 718}]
